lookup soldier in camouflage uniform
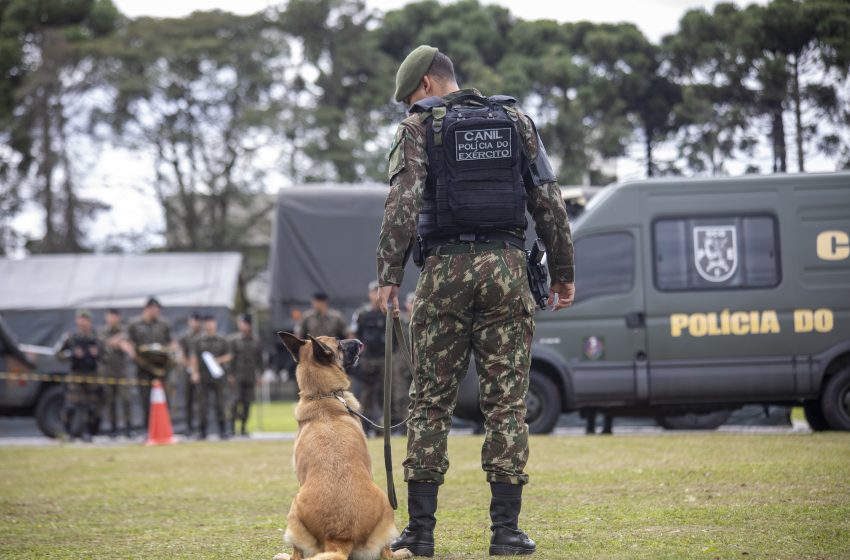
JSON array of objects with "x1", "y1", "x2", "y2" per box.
[
  {"x1": 98, "y1": 309, "x2": 134, "y2": 438},
  {"x1": 377, "y1": 46, "x2": 575, "y2": 557},
  {"x1": 228, "y1": 313, "x2": 263, "y2": 437},
  {"x1": 178, "y1": 312, "x2": 202, "y2": 436},
  {"x1": 55, "y1": 310, "x2": 103, "y2": 442},
  {"x1": 297, "y1": 292, "x2": 349, "y2": 340},
  {"x1": 128, "y1": 297, "x2": 173, "y2": 429},
  {"x1": 351, "y1": 281, "x2": 387, "y2": 434},
  {"x1": 190, "y1": 315, "x2": 232, "y2": 439}
]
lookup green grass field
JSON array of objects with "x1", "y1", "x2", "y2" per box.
[{"x1": 1, "y1": 432, "x2": 848, "y2": 559}]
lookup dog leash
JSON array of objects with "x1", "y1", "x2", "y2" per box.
[{"x1": 333, "y1": 305, "x2": 418, "y2": 510}]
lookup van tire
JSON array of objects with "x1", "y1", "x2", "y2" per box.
[
  {"x1": 803, "y1": 401, "x2": 830, "y2": 431},
  {"x1": 657, "y1": 410, "x2": 731, "y2": 431},
  {"x1": 35, "y1": 385, "x2": 66, "y2": 439},
  {"x1": 821, "y1": 367, "x2": 850, "y2": 431},
  {"x1": 525, "y1": 371, "x2": 560, "y2": 435}
]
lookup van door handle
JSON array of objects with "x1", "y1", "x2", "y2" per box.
[{"x1": 625, "y1": 312, "x2": 646, "y2": 329}]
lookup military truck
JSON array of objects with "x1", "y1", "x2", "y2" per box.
[{"x1": 455, "y1": 171, "x2": 850, "y2": 432}]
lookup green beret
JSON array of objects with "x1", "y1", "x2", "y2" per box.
[
  {"x1": 394, "y1": 45, "x2": 439, "y2": 103},
  {"x1": 76, "y1": 309, "x2": 93, "y2": 320}
]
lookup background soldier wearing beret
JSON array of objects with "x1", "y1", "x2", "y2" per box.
[
  {"x1": 178, "y1": 312, "x2": 202, "y2": 436},
  {"x1": 189, "y1": 315, "x2": 232, "y2": 440},
  {"x1": 350, "y1": 281, "x2": 387, "y2": 435},
  {"x1": 128, "y1": 297, "x2": 174, "y2": 429},
  {"x1": 98, "y1": 308, "x2": 135, "y2": 438},
  {"x1": 376, "y1": 45, "x2": 575, "y2": 557},
  {"x1": 55, "y1": 310, "x2": 103, "y2": 442},
  {"x1": 227, "y1": 313, "x2": 263, "y2": 437}
]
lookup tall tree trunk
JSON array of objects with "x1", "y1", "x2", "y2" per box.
[
  {"x1": 645, "y1": 129, "x2": 654, "y2": 177},
  {"x1": 40, "y1": 92, "x2": 57, "y2": 251},
  {"x1": 771, "y1": 109, "x2": 787, "y2": 173},
  {"x1": 57, "y1": 101, "x2": 82, "y2": 252},
  {"x1": 791, "y1": 54, "x2": 804, "y2": 172}
]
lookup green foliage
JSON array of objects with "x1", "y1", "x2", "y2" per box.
[{"x1": 2, "y1": 0, "x2": 849, "y2": 252}]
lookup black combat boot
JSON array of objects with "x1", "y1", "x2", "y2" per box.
[
  {"x1": 390, "y1": 482, "x2": 438, "y2": 557},
  {"x1": 489, "y1": 482, "x2": 536, "y2": 556}
]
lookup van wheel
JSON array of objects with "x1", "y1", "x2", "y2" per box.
[
  {"x1": 525, "y1": 371, "x2": 560, "y2": 435},
  {"x1": 821, "y1": 367, "x2": 850, "y2": 431},
  {"x1": 657, "y1": 410, "x2": 731, "y2": 430},
  {"x1": 35, "y1": 385, "x2": 66, "y2": 439},
  {"x1": 803, "y1": 401, "x2": 830, "y2": 431}
]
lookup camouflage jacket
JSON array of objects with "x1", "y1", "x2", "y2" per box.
[
  {"x1": 97, "y1": 325, "x2": 128, "y2": 378},
  {"x1": 297, "y1": 309, "x2": 349, "y2": 340},
  {"x1": 193, "y1": 334, "x2": 230, "y2": 377},
  {"x1": 56, "y1": 330, "x2": 102, "y2": 374},
  {"x1": 127, "y1": 316, "x2": 172, "y2": 349},
  {"x1": 377, "y1": 88, "x2": 574, "y2": 286},
  {"x1": 228, "y1": 333, "x2": 263, "y2": 383}
]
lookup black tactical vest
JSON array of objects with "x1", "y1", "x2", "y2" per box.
[
  {"x1": 413, "y1": 93, "x2": 527, "y2": 242},
  {"x1": 69, "y1": 334, "x2": 99, "y2": 373},
  {"x1": 357, "y1": 308, "x2": 386, "y2": 356}
]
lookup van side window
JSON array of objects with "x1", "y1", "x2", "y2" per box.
[
  {"x1": 573, "y1": 232, "x2": 634, "y2": 304},
  {"x1": 653, "y1": 215, "x2": 780, "y2": 291}
]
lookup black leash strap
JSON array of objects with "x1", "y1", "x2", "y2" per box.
[{"x1": 383, "y1": 305, "x2": 398, "y2": 510}]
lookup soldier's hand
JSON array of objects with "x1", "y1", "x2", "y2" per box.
[
  {"x1": 548, "y1": 282, "x2": 575, "y2": 311},
  {"x1": 377, "y1": 285, "x2": 400, "y2": 315},
  {"x1": 191, "y1": 372, "x2": 200, "y2": 385}
]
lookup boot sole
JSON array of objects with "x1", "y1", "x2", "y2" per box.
[
  {"x1": 391, "y1": 543, "x2": 434, "y2": 557},
  {"x1": 489, "y1": 544, "x2": 535, "y2": 556}
]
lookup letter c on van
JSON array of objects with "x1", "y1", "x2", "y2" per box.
[{"x1": 817, "y1": 230, "x2": 850, "y2": 261}]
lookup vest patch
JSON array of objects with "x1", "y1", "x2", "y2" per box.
[{"x1": 455, "y1": 127, "x2": 512, "y2": 161}]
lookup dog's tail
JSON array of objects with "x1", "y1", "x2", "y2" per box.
[{"x1": 312, "y1": 540, "x2": 354, "y2": 560}]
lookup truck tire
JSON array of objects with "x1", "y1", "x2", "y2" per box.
[
  {"x1": 525, "y1": 370, "x2": 560, "y2": 435},
  {"x1": 35, "y1": 385, "x2": 66, "y2": 439},
  {"x1": 657, "y1": 409, "x2": 732, "y2": 431},
  {"x1": 821, "y1": 366, "x2": 850, "y2": 431},
  {"x1": 803, "y1": 401, "x2": 830, "y2": 431}
]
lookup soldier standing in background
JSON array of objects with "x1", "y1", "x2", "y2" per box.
[
  {"x1": 228, "y1": 313, "x2": 263, "y2": 437},
  {"x1": 98, "y1": 309, "x2": 135, "y2": 438},
  {"x1": 297, "y1": 292, "x2": 349, "y2": 340},
  {"x1": 377, "y1": 46, "x2": 575, "y2": 556},
  {"x1": 190, "y1": 315, "x2": 232, "y2": 440},
  {"x1": 128, "y1": 297, "x2": 174, "y2": 428},
  {"x1": 55, "y1": 310, "x2": 103, "y2": 442},
  {"x1": 351, "y1": 281, "x2": 386, "y2": 434},
  {"x1": 178, "y1": 312, "x2": 202, "y2": 437},
  {"x1": 391, "y1": 292, "x2": 415, "y2": 432}
]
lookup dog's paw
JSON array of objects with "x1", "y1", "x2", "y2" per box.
[
  {"x1": 272, "y1": 553, "x2": 291, "y2": 560},
  {"x1": 392, "y1": 549, "x2": 414, "y2": 559}
]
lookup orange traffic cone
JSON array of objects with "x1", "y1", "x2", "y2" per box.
[{"x1": 145, "y1": 380, "x2": 176, "y2": 446}]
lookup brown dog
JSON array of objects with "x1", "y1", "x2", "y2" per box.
[{"x1": 273, "y1": 332, "x2": 411, "y2": 560}]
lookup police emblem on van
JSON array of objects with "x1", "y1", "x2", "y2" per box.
[{"x1": 694, "y1": 225, "x2": 738, "y2": 282}]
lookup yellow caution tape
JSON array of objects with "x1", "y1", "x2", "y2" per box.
[{"x1": 0, "y1": 371, "x2": 153, "y2": 387}]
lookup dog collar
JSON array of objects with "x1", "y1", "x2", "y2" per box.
[{"x1": 304, "y1": 389, "x2": 347, "y2": 401}]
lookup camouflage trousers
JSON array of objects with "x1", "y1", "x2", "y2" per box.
[
  {"x1": 404, "y1": 247, "x2": 534, "y2": 486},
  {"x1": 357, "y1": 354, "x2": 385, "y2": 429},
  {"x1": 197, "y1": 375, "x2": 227, "y2": 433},
  {"x1": 102, "y1": 382, "x2": 132, "y2": 431},
  {"x1": 63, "y1": 378, "x2": 103, "y2": 438},
  {"x1": 230, "y1": 380, "x2": 255, "y2": 425}
]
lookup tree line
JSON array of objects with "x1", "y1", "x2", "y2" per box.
[{"x1": 1, "y1": 0, "x2": 848, "y2": 254}]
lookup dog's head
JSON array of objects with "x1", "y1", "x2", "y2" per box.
[{"x1": 277, "y1": 332, "x2": 362, "y2": 393}]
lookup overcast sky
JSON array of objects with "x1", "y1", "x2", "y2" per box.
[{"x1": 114, "y1": 0, "x2": 765, "y2": 43}]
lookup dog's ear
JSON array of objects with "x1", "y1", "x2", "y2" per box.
[
  {"x1": 306, "y1": 334, "x2": 336, "y2": 363},
  {"x1": 277, "y1": 332, "x2": 306, "y2": 363}
]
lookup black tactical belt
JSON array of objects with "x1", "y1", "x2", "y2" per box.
[{"x1": 426, "y1": 239, "x2": 524, "y2": 257}]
